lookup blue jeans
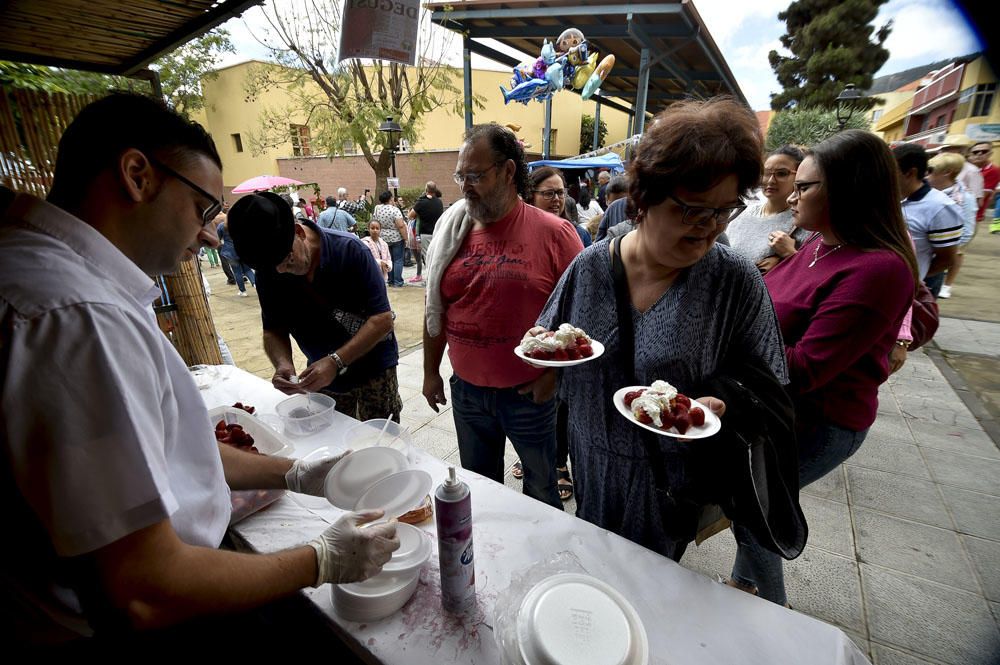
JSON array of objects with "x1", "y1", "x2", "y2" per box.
[
  {"x1": 730, "y1": 422, "x2": 869, "y2": 605},
  {"x1": 449, "y1": 375, "x2": 562, "y2": 510},
  {"x1": 924, "y1": 271, "x2": 945, "y2": 298},
  {"x1": 388, "y1": 240, "x2": 405, "y2": 286},
  {"x1": 230, "y1": 261, "x2": 256, "y2": 293}
]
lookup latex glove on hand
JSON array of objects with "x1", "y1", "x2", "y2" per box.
[
  {"x1": 309, "y1": 510, "x2": 400, "y2": 586},
  {"x1": 285, "y1": 449, "x2": 352, "y2": 496}
]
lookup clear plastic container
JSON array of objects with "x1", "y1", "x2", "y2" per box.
[
  {"x1": 340, "y1": 418, "x2": 413, "y2": 462},
  {"x1": 274, "y1": 393, "x2": 337, "y2": 437}
]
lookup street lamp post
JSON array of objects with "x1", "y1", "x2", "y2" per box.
[
  {"x1": 835, "y1": 84, "x2": 865, "y2": 131},
  {"x1": 378, "y1": 116, "x2": 403, "y2": 200}
]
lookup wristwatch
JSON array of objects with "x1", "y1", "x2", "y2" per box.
[
  {"x1": 895, "y1": 340, "x2": 911, "y2": 349},
  {"x1": 329, "y1": 352, "x2": 348, "y2": 375}
]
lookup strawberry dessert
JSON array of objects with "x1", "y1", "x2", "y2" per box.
[
  {"x1": 519, "y1": 323, "x2": 595, "y2": 361},
  {"x1": 623, "y1": 380, "x2": 705, "y2": 434}
]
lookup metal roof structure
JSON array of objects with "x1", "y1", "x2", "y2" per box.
[
  {"x1": 425, "y1": 0, "x2": 747, "y2": 136},
  {"x1": 0, "y1": 0, "x2": 264, "y2": 75}
]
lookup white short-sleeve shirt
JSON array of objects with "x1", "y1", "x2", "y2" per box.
[{"x1": 1, "y1": 193, "x2": 230, "y2": 630}]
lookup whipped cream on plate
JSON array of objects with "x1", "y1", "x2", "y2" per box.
[
  {"x1": 519, "y1": 323, "x2": 590, "y2": 353},
  {"x1": 630, "y1": 380, "x2": 678, "y2": 428}
]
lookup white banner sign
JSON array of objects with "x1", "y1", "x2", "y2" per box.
[
  {"x1": 338, "y1": 0, "x2": 419, "y2": 66},
  {"x1": 386, "y1": 177, "x2": 400, "y2": 189},
  {"x1": 966, "y1": 124, "x2": 1000, "y2": 141}
]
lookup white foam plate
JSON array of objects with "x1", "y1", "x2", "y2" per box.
[
  {"x1": 514, "y1": 339, "x2": 605, "y2": 368},
  {"x1": 612, "y1": 386, "x2": 722, "y2": 439},
  {"x1": 355, "y1": 469, "x2": 433, "y2": 521},
  {"x1": 382, "y1": 523, "x2": 432, "y2": 576},
  {"x1": 516, "y1": 573, "x2": 648, "y2": 665},
  {"x1": 324, "y1": 446, "x2": 408, "y2": 509}
]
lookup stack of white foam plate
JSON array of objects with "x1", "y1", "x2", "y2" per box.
[{"x1": 513, "y1": 574, "x2": 648, "y2": 665}]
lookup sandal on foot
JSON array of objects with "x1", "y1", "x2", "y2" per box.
[
  {"x1": 511, "y1": 460, "x2": 524, "y2": 480},
  {"x1": 719, "y1": 576, "x2": 759, "y2": 596},
  {"x1": 556, "y1": 467, "x2": 574, "y2": 501}
]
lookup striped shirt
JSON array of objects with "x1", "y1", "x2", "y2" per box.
[{"x1": 901, "y1": 183, "x2": 964, "y2": 279}]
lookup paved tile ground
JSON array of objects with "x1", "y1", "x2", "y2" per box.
[{"x1": 206, "y1": 234, "x2": 1000, "y2": 664}]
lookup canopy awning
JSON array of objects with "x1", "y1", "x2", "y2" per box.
[{"x1": 528, "y1": 152, "x2": 625, "y2": 173}]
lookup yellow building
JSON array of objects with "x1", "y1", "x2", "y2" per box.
[
  {"x1": 199, "y1": 60, "x2": 632, "y2": 195},
  {"x1": 947, "y1": 56, "x2": 1000, "y2": 154}
]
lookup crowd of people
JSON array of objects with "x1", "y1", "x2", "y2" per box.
[{"x1": 2, "y1": 88, "x2": 996, "y2": 649}]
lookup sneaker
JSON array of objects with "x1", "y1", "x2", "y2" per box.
[
  {"x1": 407, "y1": 276, "x2": 424, "y2": 283},
  {"x1": 238, "y1": 291, "x2": 248, "y2": 297},
  {"x1": 938, "y1": 285, "x2": 952, "y2": 299}
]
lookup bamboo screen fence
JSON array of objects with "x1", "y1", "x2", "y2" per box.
[{"x1": 1, "y1": 88, "x2": 222, "y2": 366}]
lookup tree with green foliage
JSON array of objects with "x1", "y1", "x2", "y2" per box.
[
  {"x1": 246, "y1": 0, "x2": 483, "y2": 193},
  {"x1": 580, "y1": 113, "x2": 608, "y2": 153},
  {"x1": 769, "y1": 0, "x2": 891, "y2": 111},
  {"x1": 765, "y1": 107, "x2": 870, "y2": 151},
  {"x1": 0, "y1": 30, "x2": 234, "y2": 118}
]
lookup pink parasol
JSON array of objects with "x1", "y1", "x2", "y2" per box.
[{"x1": 231, "y1": 175, "x2": 305, "y2": 194}]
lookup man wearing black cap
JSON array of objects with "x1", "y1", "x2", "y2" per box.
[{"x1": 228, "y1": 192, "x2": 403, "y2": 422}]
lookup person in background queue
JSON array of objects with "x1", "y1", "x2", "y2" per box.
[{"x1": 0, "y1": 93, "x2": 398, "y2": 649}]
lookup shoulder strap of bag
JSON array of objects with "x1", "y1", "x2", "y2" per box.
[{"x1": 611, "y1": 236, "x2": 671, "y2": 491}]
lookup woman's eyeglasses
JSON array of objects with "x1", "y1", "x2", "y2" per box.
[
  {"x1": 665, "y1": 193, "x2": 746, "y2": 227},
  {"x1": 792, "y1": 180, "x2": 822, "y2": 196},
  {"x1": 534, "y1": 188, "x2": 566, "y2": 200},
  {"x1": 762, "y1": 168, "x2": 795, "y2": 181}
]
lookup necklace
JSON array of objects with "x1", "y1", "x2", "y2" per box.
[{"x1": 809, "y1": 237, "x2": 843, "y2": 268}]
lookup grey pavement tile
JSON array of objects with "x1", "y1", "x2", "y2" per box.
[
  {"x1": 869, "y1": 414, "x2": 917, "y2": 444},
  {"x1": 845, "y1": 466, "x2": 954, "y2": 529},
  {"x1": 853, "y1": 508, "x2": 979, "y2": 593},
  {"x1": 847, "y1": 437, "x2": 931, "y2": 479},
  {"x1": 399, "y1": 393, "x2": 450, "y2": 432},
  {"x1": 843, "y1": 629, "x2": 872, "y2": 661},
  {"x1": 871, "y1": 643, "x2": 947, "y2": 665},
  {"x1": 802, "y1": 465, "x2": 849, "y2": 503},
  {"x1": 395, "y1": 363, "x2": 425, "y2": 391},
  {"x1": 785, "y1": 547, "x2": 867, "y2": 634},
  {"x1": 397, "y1": 382, "x2": 421, "y2": 403},
  {"x1": 895, "y1": 393, "x2": 969, "y2": 418},
  {"x1": 398, "y1": 349, "x2": 422, "y2": 366},
  {"x1": 428, "y1": 410, "x2": 457, "y2": 434},
  {"x1": 679, "y1": 526, "x2": 738, "y2": 582},
  {"x1": 992, "y1": 601, "x2": 1000, "y2": 630},
  {"x1": 907, "y1": 420, "x2": 999, "y2": 459},
  {"x1": 890, "y1": 376, "x2": 965, "y2": 402},
  {"x1": 963, "y1": 535, "x2": 1000, "y2": 603},
  {"x1": 940, "y1": 485, "x2": 1000, "y2": 541},
  {"x1": 877, "y1": 395, "x2": 902, "y2": 417},
  {"x1": 801, "y1": 493, "x2": 855, "y2": 557},
  {"x1": 922, "y1": 448, "x2": 1000, "y2": 495},
  {"x1": 410, "y1": 424, "x2": 459, "y2": 461},
  {"x1": 861, "y1": 564, "x2": 1000, "y2": 665}
]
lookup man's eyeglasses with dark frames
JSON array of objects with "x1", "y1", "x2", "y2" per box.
[
  {"x1": 970, "y1": 149, "x2": 991, "y2": 156},
  {"x1": 664, "y1": 193, "x2": 746, "y2": 227},
  {"x1": 148, "y1": 155, "x2": 222, "y2": 226},
  {"x1": 453, "y1": 162, "x2": 503, "y2": 186}
]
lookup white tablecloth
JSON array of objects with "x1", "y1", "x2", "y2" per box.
[{"x1": 200, "y1": 365, "x2": 869, "y2": 665}]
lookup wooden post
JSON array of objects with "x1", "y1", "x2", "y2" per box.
[{"x1": 162, "y1": 260, "x2": 222, "y2": 366}]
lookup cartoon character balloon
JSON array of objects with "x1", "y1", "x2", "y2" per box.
[{"x1": 499, "y1": 28, "x2": 615, "y2": 105}]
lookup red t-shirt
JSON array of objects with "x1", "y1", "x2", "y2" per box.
[
  {"x1": 978, "y1": 163, "x2": 999, "y2": 221},
  {"x1": 441, "y1": 200, "x2": 583, "y2": 387}
]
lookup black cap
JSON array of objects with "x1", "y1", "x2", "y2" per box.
[{"x1": 226, "y1": 192, "x2": 295, "y2": 270}]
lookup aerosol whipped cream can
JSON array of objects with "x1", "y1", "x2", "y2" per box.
[{"x1": 435, "y1": 466, "x2": 476, "y2": 614}]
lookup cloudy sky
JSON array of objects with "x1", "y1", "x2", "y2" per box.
[{"x1": 218, "y1": 0, "x2": 984, "y2": 111}]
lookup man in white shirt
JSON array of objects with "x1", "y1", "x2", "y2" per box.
[
  {"x1": 937, "y1": 135, "x2": 984, "y2": 210},
  {"x1": 0, "y1": 93, "x2": 398, "y2": 648}
]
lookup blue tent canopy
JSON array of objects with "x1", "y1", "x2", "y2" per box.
[{"x1": 528, "y1": 152, "x2": 625, "y2": 174}]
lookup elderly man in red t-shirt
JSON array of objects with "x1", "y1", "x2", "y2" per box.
[
  {"x1": 422, "y1": 125, "x2": 583, "y2": 509},
  {"x1": 969, "y1": 141, "x2": 998, "y2": 222}
]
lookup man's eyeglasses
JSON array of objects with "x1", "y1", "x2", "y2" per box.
[
  {"x1": 791, "y1": 180, "x2": 822, "y2": 196},
  {"x1": 535, "y1": 188, "x2": 566, "y2": 200},
  {"x1": 148, "y1": 155, "x2": 222, "y2": 226},
  {"x1": 664, "y1": 193, "x2": 746, "y2": 227},
  {"x1": 970, "y1": 149, "x2": 991, "y2": 156},
  {"x1": 453, "y1": 162, "x2": 502, "y2": 186},
  {"x1": 762, "y1": 168, "x2": 795, "y2": 181}
]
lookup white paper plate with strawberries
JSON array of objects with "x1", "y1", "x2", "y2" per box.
[
  {"x1": 612, "y1": 383, "x2": 722, "y2": 439},
  {"x1": 515, "y1": 323, "x2": 605, "y2": 368}
]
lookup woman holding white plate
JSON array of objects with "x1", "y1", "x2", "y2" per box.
[{"x1": 530, "y1": 99, "x2": 795, "y2": 562}]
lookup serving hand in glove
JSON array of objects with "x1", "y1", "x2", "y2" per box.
[
  {"x1": 285, "y1": 449, "x2": 351, "y2": 496},
  {"x1": 309, "y1": 510, "x2": 400, "y2": 585}
]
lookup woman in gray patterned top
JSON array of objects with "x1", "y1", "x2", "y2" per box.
[
  {"x1": 727, "y1": 145, "x2": 808, "y2": 273},
  {"x1": 533, "y1": 98, "x2": 787, "y2": 561},
  {"x1": 371, "y1": 191, "x2": 408, "y2": 287}
]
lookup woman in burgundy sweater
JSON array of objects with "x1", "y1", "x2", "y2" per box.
[{"x1": 728, "y1": 130, "x2": 919, "y2": 606}]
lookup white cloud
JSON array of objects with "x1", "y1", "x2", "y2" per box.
[{"x1": 877, "y1": 0, "x2": 982, "y2": 68}]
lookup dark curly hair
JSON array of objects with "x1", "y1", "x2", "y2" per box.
[
  {"x1": 627, "y1": 97, "x2": 762, "y2": 213},
  {"x1": 464, "y1": 123, "x2": 531, "y2": 199}
]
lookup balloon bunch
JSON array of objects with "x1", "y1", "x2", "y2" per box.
[{"x1": 499, "y1": 28, "x2": 616, "y2": 105}]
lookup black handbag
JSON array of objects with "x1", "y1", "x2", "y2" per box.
[{"x1": 610, "y1": 236, "x2": 807, "y2": 559}]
